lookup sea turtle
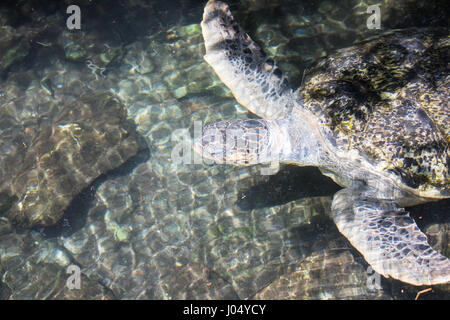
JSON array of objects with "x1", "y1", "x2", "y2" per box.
[{"x1": 194, "y1": 0, "x2": 450, "y2": 286}]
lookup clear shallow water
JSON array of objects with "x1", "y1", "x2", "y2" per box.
[{"x1": 0, "y1": 0, "x2": 448, "y2": 299}]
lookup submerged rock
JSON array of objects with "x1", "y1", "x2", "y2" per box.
[
  {"x1": 0, "y1": 229, "x2": 115, "y2": 299},
  {"x1": 59, "y1": 29, "x2": 125, "y2": 70},
  {"x1": 0, "y1": 92, "x2": 141, "y2": 227},
  {"x1": 0, "y1": 26, "x2": 31, "y2": 75},
  {"x1": 145, "y1": 24, "x2": 232, "y2": 100},
  {"x1": 253, "y1": 250, "x2": 388, "y2": 300}
]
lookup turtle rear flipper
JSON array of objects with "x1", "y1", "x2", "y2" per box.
[
  {"x1": 331, "y1": 187, "x2": 450, "y2": 286},
  {"x1": 201, "y1": 0, "x2": 293, "y2": 119}
]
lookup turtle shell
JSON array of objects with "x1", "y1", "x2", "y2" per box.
[{"x1": 300, "y1": 28, "x2": 449, "y2": 197}]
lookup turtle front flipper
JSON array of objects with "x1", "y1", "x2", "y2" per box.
[
  {"x1": 201, "y1": 0, "x2": 294, "y2": 119},
  {"x1": 331, "y1": 187, "x2": 450, "y2": 286}
]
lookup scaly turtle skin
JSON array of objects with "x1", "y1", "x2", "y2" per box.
[{"x1": 194, "y1": 0, "x2": 450, "y2": 285}]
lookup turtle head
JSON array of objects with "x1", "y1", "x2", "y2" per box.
[{"x1": 194, "y1": 119, "x2": 285, "y2": 166}]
